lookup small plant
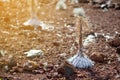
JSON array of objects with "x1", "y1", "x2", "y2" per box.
[
  {"x1": 56, "y1": 0, "x2": 67, "y2": 10},
  {"x1": 23, "y1": 0, "x2": 50, "y2": 30},
  {"x1": 67, "y1": 15, "x2": 94, "y2": 68},
  {"x1": 73, "y1": 7, "x2": 86, "y2": 17}
]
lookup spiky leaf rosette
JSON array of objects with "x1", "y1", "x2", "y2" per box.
[{"x1": 68, "y1": 51, "x2": 94, "y2": 68}]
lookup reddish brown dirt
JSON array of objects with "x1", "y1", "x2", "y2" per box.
[{"x1": 0, "y1": 1, "x2": 120, "y2": 80}]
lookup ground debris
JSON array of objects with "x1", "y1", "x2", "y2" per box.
[{"x1": 23, "y1": 60, "x2": 39, "y2": 71}]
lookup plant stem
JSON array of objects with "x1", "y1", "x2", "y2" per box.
[
  {"x1": 31, "y1": 0, "x2": 37, "y2": 18},
  {"x1": 77, "y1": 17, "x2": 84, "y2": 56}
]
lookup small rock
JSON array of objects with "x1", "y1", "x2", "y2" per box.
[
  {"x1": 94, "y1": 32, "x2": 104, "y2": 38},
  {"x1": 108, "y1": 36, "x2": 120, "y2": 47},
  {"x1": 24, "y1": 49, "x2": 44, "y2": 58},
  {"x1": 90, "y1": 52, "x2": 106, "y2": 62},
  {"x1": 104, "y1": 34, "x2": 113, "y2": 42},
  {"x1": 57, "y1": 61, "x2": 76, "y2": 76}
]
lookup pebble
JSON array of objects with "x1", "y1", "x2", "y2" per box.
[
  {"x1": 108, "y1": 37, "x2": 120, "y2": 47},
  {"x1": 90, "y1": 52, "x2": 106, "y2": 62}
]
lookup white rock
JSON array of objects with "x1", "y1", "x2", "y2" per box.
[
  {"x1": 104, "y1": 34, "x2": 113, "y2": 41},
  {"x1": 83, "y1": 35, "x2": 96, "y2": 46},
  {"x1": 94, "y1": 32, "x2": 114, "y2": 41},
  {"x1": 100, "y1": 4, "x2": 106, "y2": 8},
  {"x1": 24, "y1": 49, "x2": 44, "y2": 57},
  {"x1": 94, "y1": 32, "x2": 104, "y2": 38},
  {"x1": 73, "y1": 7, "x2": 86, "y2": 17}
]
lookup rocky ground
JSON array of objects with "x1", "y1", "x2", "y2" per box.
[{"x1": 0, "y1": 0, "x2": 120, "y2": 80}]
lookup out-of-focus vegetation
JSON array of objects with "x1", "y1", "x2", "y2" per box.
[{"x1": 0, "y1": 0, "x2": 57, "y2": 28}]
